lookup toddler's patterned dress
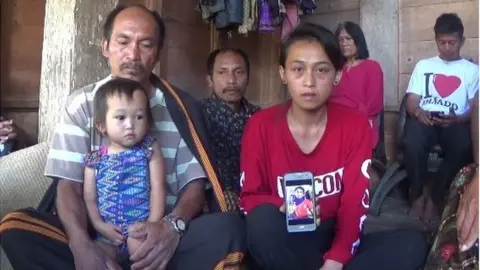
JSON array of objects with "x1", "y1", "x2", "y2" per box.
[{"x1": 84, "y1": 135, "x2": 154, "y2": 253}]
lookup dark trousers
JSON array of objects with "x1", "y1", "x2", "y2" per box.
[
  {"x1": 403, "y1": 118, "x2": 472, "y2": 205},
  {"x1": 246, "y1": 204, "x2": 428, "y2": 270},
  {"x1": 0, "y1": 208, "x2": 245, "y2": 270}
]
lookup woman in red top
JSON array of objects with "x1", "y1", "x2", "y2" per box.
[
  {"x1": 329, "y1": 21, "x2": 384, "y2": 149},
  {"x1": 240, "y1": 23, "x2": 427, "y2": 270}
]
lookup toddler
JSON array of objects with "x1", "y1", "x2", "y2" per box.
[{"x1": 83, "y1": 78, "x2": 166, "y2": 259}]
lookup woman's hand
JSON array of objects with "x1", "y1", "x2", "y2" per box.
[
  {"x1": 456, "y1": 169, "x2": 479, "y2": 251},
  {"x1": 280, "y1": 203, "x2": 321, "y2": 225},
  {"x1": 320, "y1": 259, "x2": 343, "y2": 270}
]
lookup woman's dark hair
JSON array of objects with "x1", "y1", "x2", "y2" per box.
[
  {"x1": 434, "y1": 13, "x2": 464, "y2": 38},
  {"x1": 279, "y1": 23, "x2": 344, "y2": 71},
  {"x1": 94, "y1": 78, "x2": 153, "y2": 125},
  {"x1": 335, "y1": 21, "x2": 370, "y2": 60},
  {"x1": 294, "y1": 186, "x2": 305, "y2": 193}
]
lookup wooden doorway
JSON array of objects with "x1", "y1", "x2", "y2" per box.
[{"x1": 0, "y1": 0, "x2": 46, "y2": 145}]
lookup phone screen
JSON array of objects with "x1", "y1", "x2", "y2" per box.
[
  {"x1": 430, "y1": 111, "x2": 447, "y2": 118},
  {"x1": 284, "y1": 174, "x2": 316, "y2": 232}
]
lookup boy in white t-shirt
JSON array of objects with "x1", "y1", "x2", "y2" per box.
[{"x1": 404, "y1": 13, "x2": 478, "y2": 224}]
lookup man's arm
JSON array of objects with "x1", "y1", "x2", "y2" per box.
[
  {"x1": 56, "y1": 180, "x2": 90, "y2": 243},
  {"x1": 405, "y1": 61, "x2": 426, "y2": 118},
  {"x1": 171, "y1": 180, "x2": 205, "y2": 222},
  {"x1": 406, "y1": 93, "x2": 423, "y2": 117},
  {"x1": 45, "y1": 89, "x2": 95, "y2": 245}
]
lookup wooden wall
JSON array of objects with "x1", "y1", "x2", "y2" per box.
[
  {"x1": 398, "y1": 0, "x2": 479, "y2": 100},
  {"x1": 2, "y1": 0, "x2": 478, "y2": 154},
  {"x1": 0, "y1": 0, "x2": 45, "y2": 146},
  {"x1": 220, "y1": 30, "x2": 285, "y2": 107},
  {"x1": 118, "y1": 0, "x2": 213, "y2": 100},
  {"x1": 301, "y1": 0, "x2": 479, "y2": 161},
  {"x1": 302, "y1": 0, "x2": 360, "y2": 32}
]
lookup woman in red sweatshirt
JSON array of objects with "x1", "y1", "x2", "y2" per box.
[
  {"x1": 329, "y1": 21, "x2": 384, "y2": 150},
  {"x1": 240, "y1": 23, "x2": 427, "y2": 270}
]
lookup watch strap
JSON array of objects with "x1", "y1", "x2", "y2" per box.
[{"x1": 164, "y1": 213, "x2": 186, "y2": 236}]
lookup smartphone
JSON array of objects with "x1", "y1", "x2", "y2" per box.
[
  {"x1": 283, "y1": 172, "x2": 316, "y2": 233},
  {"x1": 430, "y1": 111, "x2": 446, "y2": 118}
]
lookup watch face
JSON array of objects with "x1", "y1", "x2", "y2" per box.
[{"x1": 176, "y1": 219, "x2": 186, "y2": 231}]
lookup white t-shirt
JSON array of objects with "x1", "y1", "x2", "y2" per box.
[{"x1": 406, "y1": 56, "x2": 479, "y2": 115}]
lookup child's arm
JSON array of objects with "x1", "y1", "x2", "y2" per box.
[
  {"x1": 83, "y1": 166, "x2": 104, "y2": 228},
  {"x1": 148, "y1": 141, "x2": 167, "y2": 222}
]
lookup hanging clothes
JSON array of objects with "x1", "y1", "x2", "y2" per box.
[
  {"x1": 267, "y1": 0, "x2": 281, "y2": 26},
  {"x1": 300, "y1": 0, "x2": 317, "y2": 14},
  {"x1": 215, "y1": 0, "x2": 244, "y2": 29},
  {"x1": 258, "y1": 0, "x2": 275, "y2": 32},
  {"x1": 238, "y1": 0, "x2": 258, "y2": 35},
  {"x1": 197, "y1": 0, "x2": 244, "y2": 30},
  {"x1": 281, "y1": 3, "x2": 300, "y2": 40},
  {"x1": 284, "y1": 0, "x2": 317, "y2": 14},
  {"x1": 278, "y1": 0, "x2": 287, "y2": 24},
  {"x1": 197, "y1": 0, "x2": 226, "y2": 22}
]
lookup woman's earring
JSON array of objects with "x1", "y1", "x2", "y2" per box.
[{"x1": 334, "y1": 72, "x2": 340, "y2": 86}]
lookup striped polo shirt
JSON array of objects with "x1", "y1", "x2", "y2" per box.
[{"x1": 44, "y1": 76, "x2": 206, "y2": 213}]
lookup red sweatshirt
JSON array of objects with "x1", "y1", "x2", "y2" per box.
[
  {"x1": 329, "y1": 59, "x2": 384, "y2": 148},
  {"x1": 240, "y1": 102, "x2": 371, "y2": 265}
]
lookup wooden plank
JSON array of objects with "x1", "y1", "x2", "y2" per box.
[
  {"x1": 160, "y1": 0, "x2": 211, "y2": 100},
  {"x1": 400, "y1": 1, "x2": 479, "y2": 42},
  {"x1": 400, "y1": 0, "x2": 474, "y2": 8},
  {"x1": 38, "y1": 0, "x2": 117, "y2": 143},
  {"x1": 398, "y1": 73, "x2": 412, "y2": 102},
  {"x1": 360, "y1": 0, "x2": 399, "y2": 109},
  {"x1": 384, "y1": 112, "x2": 400, "y2": 161},
  {"x1": 258, "y1": 29, "x2": 283, "y2": 107},
  {"x1": 315, "y1": 0, "x2": 360, "y2": 14},
  {"x1": 1, "y1": 97, "x2": 39, "y2": 109},
  {"x1": 302, "y1": 9, "x2": 360, "y2": 32},
  {"x1": 1, "y1": 0, "x2": 45, "y2": 114},
  {"x1": 399, "y1": 38, "x2": 479, "y2": 73}
]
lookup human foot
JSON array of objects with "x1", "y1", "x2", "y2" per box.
[
  {"x1": 410, "y1": 195, "x2": 426, "y2": 219},
  {"x1": 423, "y1": 197, "x2": 441, "y2": 226}
]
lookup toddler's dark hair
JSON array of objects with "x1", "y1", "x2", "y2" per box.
[{"x1": 94, "y1": 78, "x2": 153, "y2": 125}]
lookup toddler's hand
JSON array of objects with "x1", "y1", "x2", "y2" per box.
[{"x1": 96, "y1": 222, "x2": 124, "y2": 245}]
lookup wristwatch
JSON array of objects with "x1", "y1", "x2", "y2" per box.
[{"x1": 164, "y1": 213, "x2": 186, "y2": 236}]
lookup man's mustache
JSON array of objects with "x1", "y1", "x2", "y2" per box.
[
  {"x1": 222, "y1": 88, "x2": 241, "y2": 93},
  {"x1": 120, "y1": 62, "x2": 144, "y2": 72}
]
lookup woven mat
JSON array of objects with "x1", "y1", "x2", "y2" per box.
[{"x1": 0, "y1": 142, "x2": 52, "y2": 270}]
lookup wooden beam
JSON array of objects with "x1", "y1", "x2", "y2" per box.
[
  {"x1": 38, "y1": 0, "x2": 118, "y2": 143},
  {"x1": 400, "y1": 1, "x2": 479, "y2": 42},
  {"x1": 360, "y1": 0, "x2": 400, "y2": 108}
]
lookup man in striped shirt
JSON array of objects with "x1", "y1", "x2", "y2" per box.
[{"x1": 0, "y1": 4, "x2": 245, "y2": 270}]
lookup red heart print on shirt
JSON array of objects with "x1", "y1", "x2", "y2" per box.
[{"x1": 433, "y1": 74, "x2": 461, "y2": 98}]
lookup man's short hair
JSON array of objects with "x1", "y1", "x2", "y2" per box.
[
  {"x1": 206, "y1": 48, "x2": 250, "y2": 77},
  {"x1": 103, "y1": 4, "x2": 166, "y2": 50},
  {"x1": 434, "y1": 13, "x2": 464, "y2": 38}
]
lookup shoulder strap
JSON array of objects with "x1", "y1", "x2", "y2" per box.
[{"x1": 160, "y1": 79, "x2": 228, "y2": 213}]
